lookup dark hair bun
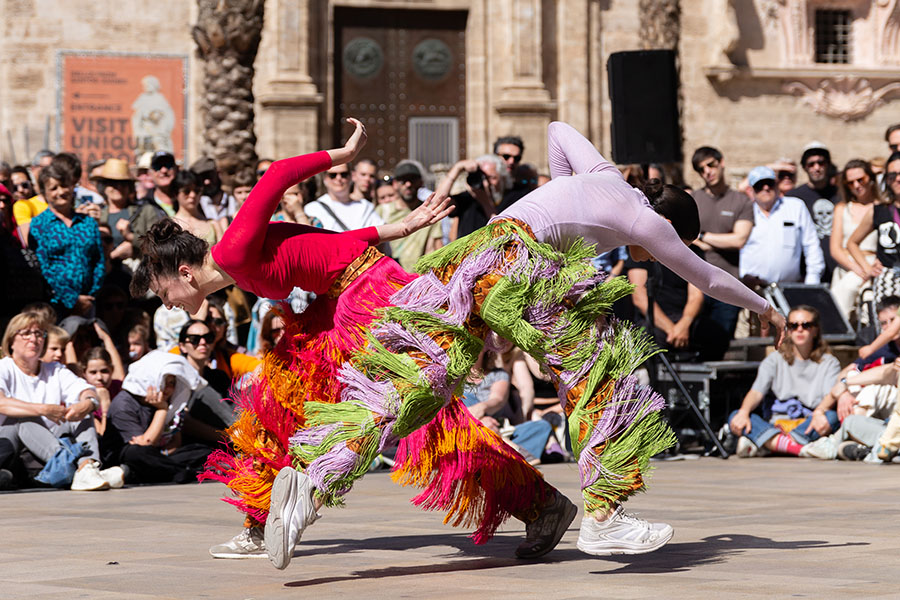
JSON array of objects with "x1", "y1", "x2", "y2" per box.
[
  {"x1": 147, "y1": 218, "x2": 185, "y2": 243},
  {"x1": 641, "y1": 178, "x2": 665, "y2": 208}
]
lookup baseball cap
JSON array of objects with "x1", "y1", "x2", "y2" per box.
[
  {"x1": 393, "y1": 162, "x2": 423, "y2": 180},
  {"x1": 801, "y1": 141, "x2": 831, "y2": 166},
  {"x1": 150, "y1": 151, "x2": 176, "y2": 171},
  {"x1": 190, "y1": 156, "x2": 217, "y2": 174},
  {"x1": 748, "y1": 166, "x2": 777, "y2": 188}
]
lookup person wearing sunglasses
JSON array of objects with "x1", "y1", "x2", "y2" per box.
[
  {"x1": 9, "y1": 165, "x2": 45, "y2": 242},
  {"x1": 493, "y1": 135, "x2": 524, "y2": 173},
  {"x1": 729, "y1": 305, "x2": 840, "y2": 458},
  {"x1": 739, "y1": 165, "x2": 824, "y2": 301},
  {"x1": 303, "y1": 160, "x2": 385, "y2": 238},
  {"x1": 177, "y1": 319, "x2": 235, "y2": 432},
  {"x1": 792, "y1": 143, "x2": 840, "y2": 282},
  {"x1": 886, "y1": 123, "x2": 900, "y2": 156}
]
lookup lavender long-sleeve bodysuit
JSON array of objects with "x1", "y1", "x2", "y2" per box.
[{"x1": 498, "y1": 122, "x2": 769, "y2": 315}]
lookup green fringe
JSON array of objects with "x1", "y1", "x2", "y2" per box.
[{"x1": 580, "y1": 412, "x2": 677, "y2": 513}]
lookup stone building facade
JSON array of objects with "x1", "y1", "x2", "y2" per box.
[{"x1": 2, "y1": 0, "x2": 898, "y2": 188}]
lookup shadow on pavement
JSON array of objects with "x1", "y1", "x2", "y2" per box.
[{"x1": 284, "y1": 532, "x2": 868, "y2": 587}]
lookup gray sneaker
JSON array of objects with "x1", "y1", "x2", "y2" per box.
[
  {"x1": 515, "y1": 491, "x2": 578, "y2": 559},
  {"x1": 265, "y1": 467, "x2": 319, "y2": 570},
  {"x1": 209, "y1": 527, "x2": 266, "y2": 559},
  {"x1": 836, "y1": 441, "x2": 869, "y2": 462},
  {"x1": 577, "y1": 506, "x2": 674, "y2": 556}
]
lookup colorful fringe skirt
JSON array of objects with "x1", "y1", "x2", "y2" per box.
[
  {"x1": 293, "y1": 219, "x2": 676, "y2": 518},
  {"x1": 202, "y1": 246, "x2": 552, "y2": 540}
]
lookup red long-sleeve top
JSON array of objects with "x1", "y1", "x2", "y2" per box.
[{"x1": 210, "y1": 151, "x2": 381, "y2": 298}]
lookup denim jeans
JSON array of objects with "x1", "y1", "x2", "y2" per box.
[{"x1": 728, "y1": 409, "x2": 840, "y2": 448}]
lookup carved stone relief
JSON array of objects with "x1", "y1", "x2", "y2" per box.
[{"x1": 784, "y1": 76, "x2": 900, "y2": 120}]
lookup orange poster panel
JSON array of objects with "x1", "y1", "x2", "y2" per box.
[{"x1": 60, "y1": 53, "x2": 186, "y2": 168}]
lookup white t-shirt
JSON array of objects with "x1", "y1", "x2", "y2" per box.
[
  {"x1": 304, "y1": 194, "x2": 384, "y2": 233},
  {"x1": 200, "y1": 192, "x2": 237, "y2": 223},
  {"x1": 0, "y1": 357, "x2": 94, "y2": 427}
]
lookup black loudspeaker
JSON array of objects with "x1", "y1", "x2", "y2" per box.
[
  {"x1": 607, "y1": 50, "x2": 681, "y2": 165},
  {"x1": 763, "y1": 283, "x2": 856, "y2": 343}
]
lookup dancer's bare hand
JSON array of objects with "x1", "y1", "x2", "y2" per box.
[
  {"x1": 343, "y1": 117, "x2": 367, "y2": 161},
  {"x1": 759, "y1": 305, "x2": 785, "y2": 348},
  {"x1": 400, "y1": 192, "x2": 453, "y2": 236}
]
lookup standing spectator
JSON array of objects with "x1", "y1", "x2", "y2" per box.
[
  {"x1": 792, "y1": 143, "x2": 840, "y2": 282},
  {"x1": 305, "y1": 162, "x2": 383, "y2": 231},
  {"x1": 847, "y1": 158, "x2": 900, "y2": 307},
  {"x1": 257, "y1": 309, "x2": 285, "y2": 358},
  {"x1": 445, "y1": 155, "x2": 510, "y2": 239},
  {"x1": 689, "y1": 146, "x2": 754, "y2": 337},
  {"x1": 0, "y1": 161, "x2": 10, "y2": 190},
  {"x1": 628, "y1": 248, "x2": 730, "y2": 361},
  {"x1": 493, "y1": 135, "x2": 524, "y2": 174},
  {"x1": 172, "y1": 170, "x2": 223, "y2": 245},
  {"x1": 10, "y1": 166, "x2": 44, "y2": 241},
  {"x1": 51, "y1": 153, "x2": 104, "y2": 209},
  {"x1": 135, "y1": 152, "x2": 155, "y2": 200},
  {"x1": 728, "y1": 305, "x2": 840, "y2": 457},
  {"x1": 144, "y1": 151, "x2": 178, "y2": 217},
  {"x1": 191, "y1": 156, "x2": 236, "y2": 231},
  {"x1": 374, "y1": 179, "x2": 443, "y2": 271},
  {"x1": 95, "y1": 159, "x2": 156, "y2": 257},
  {"x1": 255, "y1": 158, "x2": 273, "y2": 178},
  {"x1": 830, "y1": 159, "x2": 882, "y2": 321},
  {"x1": 0, "y1": 311, "x2": 122, "y2": 490},
  {"x1": 886, "y1": 123, "x2": 900, "y2": 155},
  {"x1": 231, "y1": 169, "x2": 256, "y2": 213},
  {"x1": 349, "y1": 158, "x2": 377, "y2": 203},
  {"x1": 28, "y1": 163, "x2": 104, "y2": 318},
  {"x1": 740, "y1": 166, "x2": 824, "y2": 286},
  {"x1": 770, "y1": 158, "x2": 797, "y2": 195},
  {"x1": 30, "y1": 150, "x2": 55, "y2": 188},
  {"x1": 273, "y1": 181, "x2": 317, "y2": 226}
]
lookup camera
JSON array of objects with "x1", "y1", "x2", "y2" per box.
[{"x1": 466, "y1": 168, "x2": 486, "y2": 190}]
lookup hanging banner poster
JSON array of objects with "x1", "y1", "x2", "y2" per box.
[{"x1": 58, "y1": 51, "x2": 187, "y2": 169}]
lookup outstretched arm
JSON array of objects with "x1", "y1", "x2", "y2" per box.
[{"x1": 547, "y1": 121, "x2": 619, "y2": 179}]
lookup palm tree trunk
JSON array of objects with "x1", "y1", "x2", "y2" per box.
[{"x1": 192, "y1": 0, "x2": 265, "y2": 185}]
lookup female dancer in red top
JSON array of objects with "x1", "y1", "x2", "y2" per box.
[{"x1": 131, "y1": 119, "x2": 562, "y2": 558}]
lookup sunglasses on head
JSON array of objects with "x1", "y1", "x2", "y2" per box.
[
  {"x1": 326, "y1": 171, "x2": 349, "y2": 179},
  {"x1": 183, "y1": 332, "x2": 215, "y2": 346},
  {"x1": 786, "y1": 321, "x2": 816, "y2": 331},
  {"x1": 499, "y1": 153, "x2": 521, "y2": 164}
]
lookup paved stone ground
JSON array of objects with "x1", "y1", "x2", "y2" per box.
[{"x1": 2, "y1": 458, "x2": 898, "y2": 599}]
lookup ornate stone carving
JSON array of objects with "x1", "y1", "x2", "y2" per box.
[
  {"x1": 412, "y1": 38, "x2": 452, "y2": 81},
  {"x1": 343, "y1": 37, "x2": 383, "y2": 80},
  {"x1": 784, "y1": 76, "x2": 900, "y2": 120}
]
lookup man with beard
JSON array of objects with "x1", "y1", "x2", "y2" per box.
[
  {"x1": 689, "y1": 146, "x2": 754, "y2": 338},
  {"x1": 791, "y1": 143, "x2": 840, "y2": 282},
  {"x1": 445, "y1": 154, "x2": 509, "y2": 239}
]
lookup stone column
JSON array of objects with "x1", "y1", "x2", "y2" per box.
[
  {"x1": 255, "y1": 0, "x2": 323, "y2": 157},
  {"x1": 493, "y1": 0, "x2": 556, "y2": 173}
]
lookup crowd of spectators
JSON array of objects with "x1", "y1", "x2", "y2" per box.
[{"x1": 2, "y1": 121, "x2": 900, "y2": 492}]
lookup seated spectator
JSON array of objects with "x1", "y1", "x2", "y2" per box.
[
  {"x1": 628, "y1": 244, "x2": 730, "y2": 361},
  {"x1": 729, "y1": 306, "x2": 840, "y2": 457},
  {"x1": 462, "y1": 347, "x2": 563, "y2": 465},
  {"x1": 812, "y1": 297, "x2": 900, "y2": 420},
  {"x1": 80, "y1": 347, "x2": 122, "y2": 436},
  {"x1": 0, "y1": 311, "x2": 122, "y2": 490},
  {"x1": 830, "y1": 159, "x2": 881, "y2": 322},
  {"x1": 60, "y1": 318, "x2": 124, "y2": 380},
  {"x1": 177, "y1": 320, "x2": 235, "y2": 433},
  {"x1": 204, "y1": 299, "x2": 259, "y2": 379},
  {"x1": 102, "y1": 351, "x2": 210, "y2": 484},
  {"x1": 374, "y1": 179, "x2": 443, "y2": 271},
  {"x1": 127, "y1": 323, "x2": 151, "y2": 363},
  {"x1": 28, "y1": 162, "x2": 104, "y2": 318},
  {"x1": 41, "y1": 325, "x2": 69, "y2": 364}
]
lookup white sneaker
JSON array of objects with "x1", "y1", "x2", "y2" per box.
[
  {"x1": 264, "y1": 467, "x2": 319, "y2": 570},
  {"x1": 576, "y1": 506, "x2": 673, "y2": 556},
  {"x1": 209, "y1": 527, "x2": 267, "y2": 559},
  {"x1": 735, "y1": 436, "x2": 759, "y2": 458},
  {"x1": 99, "y1": 466, "x2": 125, "y2": 489},
  {"x1": 71, "y1": 462, "x2": 111, "y2": 491},
  {"x1": 798, "y1": 436, "x2": 837, "y2": 460}
]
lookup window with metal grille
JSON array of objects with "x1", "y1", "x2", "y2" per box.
[
  {"x1": 408, "y1": 117, "x2": 459, "y2": 170},
  {"x1": 814, "y1": 9, "x2": 852, "y2": 64}
]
